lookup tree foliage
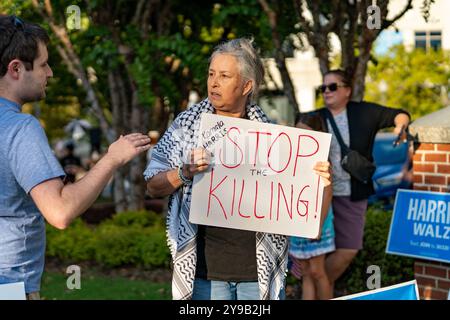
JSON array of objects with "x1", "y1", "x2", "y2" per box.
[
  {"x1": 2, "y1": 0, "x2": 219, "y2": 211},
  {"x1": 293, "y1": 0, "x2": 416, "y2": 100},
  {"x1": 365, "y1": 46, "x2": 450, "y2": 121},
  {"x1": 1, "y1": 0, "x2": 437, "y2": 211}
]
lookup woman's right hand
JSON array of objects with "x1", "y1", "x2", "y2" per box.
[{"x1": 182, "y1": 148, "x2": 211, "y2": 180}]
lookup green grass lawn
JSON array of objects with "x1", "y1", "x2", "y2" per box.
[{"x1": 40, "y1": 271, "x2": 171, "y2": 300}]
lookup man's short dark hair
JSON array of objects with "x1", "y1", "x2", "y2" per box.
[{"x1": 0, "y1": 15, "x2": 50, "y2": 77}]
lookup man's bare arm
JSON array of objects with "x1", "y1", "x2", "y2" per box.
[{"x1": 30, "y1": 133, "x2": 151, "y2": 229}]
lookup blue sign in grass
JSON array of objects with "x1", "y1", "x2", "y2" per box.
[{"x1": 386, "y1": 189, "x2": 450, "y2": 263}]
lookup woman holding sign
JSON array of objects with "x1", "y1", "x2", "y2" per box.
[{"x1": 144, "y1": 38, "x2": 332, "y2": 300}]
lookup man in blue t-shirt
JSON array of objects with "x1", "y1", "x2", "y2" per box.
[{"x1": 0, "y1": 15, "x2": 151, "y2": 299}]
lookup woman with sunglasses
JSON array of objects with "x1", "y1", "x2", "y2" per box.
[{"x1": 296, "y1": 69, "x2": 410, "y2": 297}]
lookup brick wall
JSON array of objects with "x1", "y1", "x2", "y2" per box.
[
  {"x1": 413, "y1": 143, "x2": 450, "y2": 193},
  {"x1": 415, "y1": 260, "x2": 450, "y2": 300},
  {"x1": 412, "y1": 142, "x2": 450, "y2": 300}
]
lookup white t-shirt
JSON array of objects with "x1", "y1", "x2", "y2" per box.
[{"x1": 327, "y1": 109, "x2": 351, "y2": 196}]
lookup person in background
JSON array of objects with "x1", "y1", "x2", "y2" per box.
[
  {"x1": 59, "y1": 142, "x2": 84, "y2": 183},
  {"x1": 289, "y1": 112, "x2": 335, "y2": 300},
  {"x1": 296, "y1": 69, "x2": 410, "y2": 294}
]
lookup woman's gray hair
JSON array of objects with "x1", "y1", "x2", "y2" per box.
[{"x1": 210, "y1": 38, "x2": 265, "y2": 103}]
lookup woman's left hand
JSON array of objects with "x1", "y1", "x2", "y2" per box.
[{"x1": 313, "y1": 161, "x2": 332, "y2": 187}]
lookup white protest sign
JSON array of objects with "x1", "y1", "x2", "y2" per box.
[
  {"x1": 189, "y1": 113, "x2": 331, "y2": 238},
  {"x1": 0, "y1": 282, "x2": 26, "y2": 300}
]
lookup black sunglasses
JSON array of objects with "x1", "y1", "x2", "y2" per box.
[
  {"x1": 0, "y1": 16, "x2": 25, "y2": 60},
  {"x1": 319, "y1": 82, "x2": 347, "y2": 93}
]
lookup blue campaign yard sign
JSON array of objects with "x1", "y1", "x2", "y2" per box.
[
  {"x1": 334, "y1": 280, "x2": 419, "y2": 300},
  {"x1": 386, "y1": 189, "x2": 450, "y2": 263}
]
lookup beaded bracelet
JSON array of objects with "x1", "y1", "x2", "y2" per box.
[{"x1": 177, "y1": 165, "x2": 192, "y2": 185}]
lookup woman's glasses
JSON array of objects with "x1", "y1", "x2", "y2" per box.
[
  {"x1": 0, "y1": 16, "x2": 25, "y2": 60},
  {"x1": 319, "y1": 82, "x2": 347, "y2": 93}
]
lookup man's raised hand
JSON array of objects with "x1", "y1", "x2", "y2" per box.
[{"x1": 106, "y1": 133, "x2": 152, "y2": 167}]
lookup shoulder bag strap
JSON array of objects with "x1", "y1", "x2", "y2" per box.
[{"x1": 322, "y1": 108, "x2": 350, "y2": 156}]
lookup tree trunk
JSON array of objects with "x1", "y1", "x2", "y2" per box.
[
  {"x1": 108, "y1": 70, "x2": 130, "y2": 212},
  {"x1": 275, "y1": 51, "x2": 300, "y2": 113},
  {"x1": 128, "y1": 91, "x2": 149, "y2": 211},
  {"x1": 259, "y1": 0, "x2": 300, "y2": 113},
  {"x1": 113, "y1": 168, "x2": 127, "y2": 213},
  {"x1": 314, "y1": 43, "x2": 331, "y2": 76},
  {"x1": 294, "y1": 0, "x2": 415, "y2": 102},
  {"x1": 352, "y1": 47, "x2": 372, "y2": 101},
  {"x1": 31, "y1": 0, "x2": 114, "y2": 143}
]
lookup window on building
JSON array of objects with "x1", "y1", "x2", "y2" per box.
[{"x1": 415, "y1": 30, "x2": 442, "y2": 51}]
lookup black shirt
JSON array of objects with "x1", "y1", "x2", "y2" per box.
[
  {"x1": 301, "y1": 101, "x2": 410, "y2": 201},
  {"x1": 195, "y1": 225, "x2": 258, "y2": 281}
]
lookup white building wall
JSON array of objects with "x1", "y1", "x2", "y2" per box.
[{"x1": 389, "y1": 0, "x2": 450, "y2": 51}]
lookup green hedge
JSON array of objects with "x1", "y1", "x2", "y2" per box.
[
  {"x1": 47, "y1": 205, "x2": 413, "y2": 293},
  {"x1": 335, "y1": 204, "x2": 414, "y2": 294},
  {"x1": 286, "y1": 204, "x2": 414, "y2": 295},
  {"x1": 46, "y1": 219, "x2": 96, "y2": 261},
  {"x1": 46, "y1": 210, "x2": 170, "y2": 269}
]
